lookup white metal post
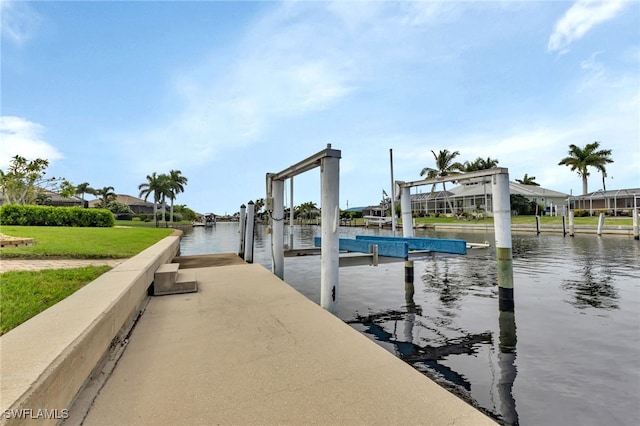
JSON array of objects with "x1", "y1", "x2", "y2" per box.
[
  {"x1": 320, "y1": 155, "x2": 340, "y2": 313},
  {"x1": 272, "y1": 179, "x2": 285, "y2": 279},
  {"x1": 400, "y1": 186, "x2": 413, "y2": 237},
  {"x1": 244, "y1": 201, "x2": 255, "y2": 263},
  {"x1": 390, "y1": 149, "x2": 396, "y2": 236},
  {"x1": 238, "y1": 204, "x2": 246, "y2": 258},
  {"x1": 491, "y1": 172, "x2": 514, "y2": 312},
  {"x1": 289, "y1": 178, "x2": 295, "y2": 249}
]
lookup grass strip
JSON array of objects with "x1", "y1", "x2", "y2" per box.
[
  {"x1": 0, "y1": 266, "x2": 112, "y2": 335},
  {"x1": 0, "y1": 226, "x2": 174, "y2": 259}
]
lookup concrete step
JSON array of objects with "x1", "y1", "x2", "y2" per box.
[
  {"x1": 173, "y1": 270, "x2": 198, "y2": 294},
  {"x1": 153, "y1": 263, "x2": 180, "y2": 296},
  {"x1": 153, "y1": 267, "x2": 197, "y2": 296}
]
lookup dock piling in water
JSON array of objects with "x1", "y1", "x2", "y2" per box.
[
  {"x1": 569, "y1": 210, "x2": 575, "y2": 237},
  {"x1": 238, "y1": 204, "x2": 246, "y2": 258},
  {"x1": 597, "y1": 212, "x2": 605, "y2": 236},
  {"x1": 404, "y1": 260, "x2": 414, "y2": 283},
  {"x1": 491, "y1": 172, "x2": 515, "y2": 312}
]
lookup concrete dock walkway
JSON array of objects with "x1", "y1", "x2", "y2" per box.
[{"x1": 81, "y1": 260, "x2": 496, "y2": 425}]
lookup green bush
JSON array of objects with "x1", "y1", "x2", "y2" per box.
[
  {"x1": 573, "y1": 209, "x2": 588, "y2": 217},
  {"x1": 0, "y1": 205, "x2": 114, "y2": 227},
  {"x1": 106, "y1": 201, "x2": 134, "y2": 215}
]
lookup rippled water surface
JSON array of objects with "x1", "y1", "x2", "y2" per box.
[{"x1": 180, "y1": 223, "x2": 640, "y2": 425}]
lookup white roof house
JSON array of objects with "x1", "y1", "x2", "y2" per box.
[
  {"x1": 568, "y1": 188, "x2": 640, "y2": 216},
  {"x1": 410, "y1": 180, "x2": 569, "y2": 216}
]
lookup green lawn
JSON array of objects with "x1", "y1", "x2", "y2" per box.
[
  {"x1": 0, "y1": 266, "x2": 112, "y2": 335},
  {"x1": 0, "y1": 226, "x2": 174, "y2": 259},
  {"x1": 0, "y1": 226, "x2": 175, "y2": 335}
]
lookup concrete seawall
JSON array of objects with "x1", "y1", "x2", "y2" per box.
[
  {"x1": 1, "y1": 232, "x2": 496, "y2": 425},
  {"x1": 0, "y1": 232, "x2": 182, "y2": 426}
]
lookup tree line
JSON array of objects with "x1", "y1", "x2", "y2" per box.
[{"x1": 0, "y1": 155, "x2": 192, "y2": 226}]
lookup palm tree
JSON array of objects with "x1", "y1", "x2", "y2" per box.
[
  {"x1": 515, "y1": 174, "x2": 540, "y2": 186},
  {"x1": 597, "y1": 166, "x2": 609, "y2": 192},
  {"x1": 296, "y1": 201, "x2": 318, "y2": 223},
  {"x1": 75, "y1": 182, "x2": 95, "y2": 207},
  {"x1": 420, "y1": 149, "x2": 463, "y2": 214},
  {"x1": 167, "y1": 170, "x2": 188, "y2": 222},
  {"x1": 461, "y1": 156, "x2": 499, "y2": 172},
  {"x1": 139, "y1": 173, "x2": 170, "y2": 227},
  {"x1": 94, "y1": 186, "x2": 116, "y2": 208},
  {"x1": 254, "y1": 198, "x2": 266, "y2": 220},
  {"x1": 558, "y1": 142, "x2": 613, "y2": 195}
]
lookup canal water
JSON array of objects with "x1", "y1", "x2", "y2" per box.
[{"x1": 180, "y1": 223, "x2": 640, "y2": 426}]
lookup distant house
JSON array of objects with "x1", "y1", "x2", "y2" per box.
[
  {"x1": 88, "y1": 194, "x2": 157, "y2": 214},
  {"x1": 0, "y1": 189, "x2": 83, "y2": 207},
  {"x1": 568, "y1": 188, "x2": 639, "y2": 216},
  {"x1": 410, "y1": 181, "x2": 570, "y2": 216},
  {"x1": 361, "y1": 205, "x2": 387, "y2": 217}
]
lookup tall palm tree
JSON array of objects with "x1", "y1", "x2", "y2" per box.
[
  {"x1": 94, "y1": 186, "x2": 116, "y2": 208},
  {"x1": 167, "y1": 170, "x2": 188, "y2": 222},
  {"x1": 515, "y1": 174, "x2": 540, "y2": 186},
  {"x1": 139, "y1": 173, "x2": 170, "y2": 227},
  {"x1": 558, "y1": 142, "x2": 613, "y2": 195},
  {"x1": 420, "y1": 149, "x2": 463, "y2": 214},
  {"x1": 75, "y1": 182, "x2": 95, "y2": 207}
]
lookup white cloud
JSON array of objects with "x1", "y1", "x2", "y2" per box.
[
  {"x1": 117, "y1": 2, "x2": 361, "y2": 174},
  {"x1": 0, "y1": 116, "x2": 63, "y2": 168},
  {"x1": 0, "y1": 0, "x2": 40, "y2": 46},
  {"x1": 397, "y1": 1, "x2": 462, "y2": 27},
  {"x1": 579, "y1": 51, "x2": 607, "y2": 90},
  {"x1": 548, "y1": 0, "x2": 628, "y2": 53}
]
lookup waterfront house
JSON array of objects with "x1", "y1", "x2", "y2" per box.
[
  {"x1": 410, "y1": 180, "x2": 570, "y2": 217},
  {"x1": 88, "y1": 194, "x2": 157, "y2": 215},
  {"x1": 568, "y1": 188, "x2": 640, "y2": 216}
]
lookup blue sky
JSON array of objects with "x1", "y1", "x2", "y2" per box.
[{"x1": 2, "y1": 0, "x2": 639, "y2": 215}]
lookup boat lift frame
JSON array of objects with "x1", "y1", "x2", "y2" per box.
[
  {"x1": 266, "y1": 144, "x2": 341, "y2": 313},
  {"x1": 397, "y1": 167, "x2": 515, "y2": 311}
]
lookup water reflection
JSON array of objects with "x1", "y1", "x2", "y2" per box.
[
  {"x1": 561, "y1": 257, "x2": 619, "y2": 310},
  {"x1": 498, "y1": 310, "x2": 518, "y2": 426},
  {"x1": 347, "y1": 310, "x2": 491, "y2": 393},
  {"x1": 420, "y1": 258, "x2": 466, "y2": 312}
]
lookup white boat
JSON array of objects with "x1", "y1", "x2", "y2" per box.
[{"x1": 363, "y1": 216, "x2": 393, "y2": 226}]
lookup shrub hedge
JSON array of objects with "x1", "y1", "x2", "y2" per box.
[
  {"x1": 573, "y1": 209, "x2": 588, "y2": 217},
  {"x1": 0, "y1": 205, "x2": 115, "y2": 227}
]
